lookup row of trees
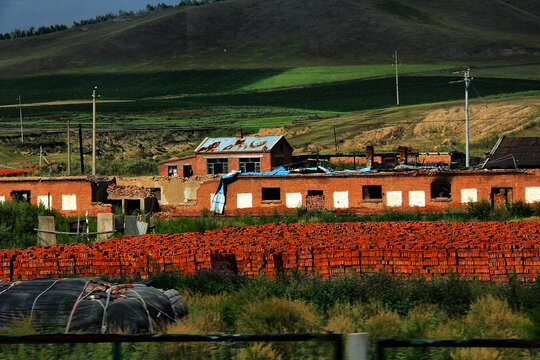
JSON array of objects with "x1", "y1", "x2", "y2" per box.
[
  {"x1": 0, "y1": 1, "x2": 216, "y2": 41},
  {"x1": 0, "y1": 24, "x2": 68, "y2": 40}
]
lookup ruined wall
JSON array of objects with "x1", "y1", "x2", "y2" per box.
[{"x1": 115, "y1": 176, "x2": 211, "y2": 207}]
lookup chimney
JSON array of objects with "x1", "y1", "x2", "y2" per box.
[
  {"x1": 236, "y1": 129, "x2": 243, "y2": 138},
  {"x1": 366, "y1": 146, "x2": 374, "y2": 168},
  {"x1": 399, "y1": 146, "x2": 408, "y2": 165}
]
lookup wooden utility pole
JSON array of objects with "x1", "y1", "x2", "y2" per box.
[
  {"x1": 67, "y1": 118, "x2": 71, "y2": 175},
  {"x1": 18, "y1": 95, "x2": 24, "y2": 142},
  {"x1": 92, "y1": 87, "x2": 97, "y2": 176},
  {"x1": 79, "y1": 123, "x2": 85, "y2": 174},
  {"x1": 394, "y1": 50, "x2": 400, "y2": 106}
]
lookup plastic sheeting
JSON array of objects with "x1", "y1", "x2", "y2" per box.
[{"x1": 0, "y1": 278, "x2": 187, "y2": 333}]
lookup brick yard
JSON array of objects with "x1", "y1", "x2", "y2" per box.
[{"x1": 2, "y1": 221, "x2": 539, "y2": 282}]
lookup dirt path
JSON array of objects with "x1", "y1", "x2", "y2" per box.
[{"x1": 0, "y1": 100, "x2": 134, "y2": 108}]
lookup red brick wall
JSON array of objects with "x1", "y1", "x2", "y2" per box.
[
  {"x1": 0, "y1": 178, "x2": 112, "y2": 216},
  {"x1": 188, "y1": 170, "x2": 540, "y2": 215}
]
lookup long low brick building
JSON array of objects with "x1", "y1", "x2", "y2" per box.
[
  {"x1": 0, "y1": 176, "x2": 113, "y2": 216},
  {"x1": 0, "y1": 169, "x2": 538, "y2": 217},
  {"x1": 166, "y1": 168, "x2": 540, "y2": 216}
]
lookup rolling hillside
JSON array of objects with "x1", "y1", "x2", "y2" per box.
[{"x1": 0, "y1": 0, "x2": 539, "y2": 75}]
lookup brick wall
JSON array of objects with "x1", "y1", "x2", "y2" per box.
[
  {"x1": 189, "y1": 169, "x2": 540, "y2": 215},
  {"x1": 0, "y1": 177, "x2": 112, "y2": 216}
]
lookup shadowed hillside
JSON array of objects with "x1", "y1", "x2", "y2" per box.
[{"x1": 0, "y1": 0, "x2": 539, "y2": 76}]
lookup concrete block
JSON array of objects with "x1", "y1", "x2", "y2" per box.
[
  {"x1": 136, "y1": 221, "x2": 148, "y2": 235},
  {"x1": 333, "y1": 191, "x2": 349, "y2": 209},
  {"x1": 37, "y1": 195, "x2": 51, "y2": 209},
  {"x1": 461, "y1": 188, "x2": 478, "y2": 203},
  {"x1": 409, "y1": 191, "x2": 425, "y2": 207},
  {"x1": 525, "y1": 187, "x2": 540, "y2": 203},
  {"x1": 347, "y1": 333, "x2": 368, "y2": 360},
  {"x1": 387, "y1": 191, "x2": 402, "y2": 207},
  {"x1": 62, "y1": 194, "x2": 77, "y2": 211},
  {"x1": 125, "y1": 216, "x2": 137, "y2": 235},
  {"x1": 286, "y1": 193, "x2": 302, "y2": 208},
  {"x1": 237, "y1": 193, "x2": 253, "y2": 209},
  {"x1": 97, "y1": 213, "x2": 114, "y2": 241},
  {"x1": 38, "y1": 216, "x2": 56, "y2": 245}
]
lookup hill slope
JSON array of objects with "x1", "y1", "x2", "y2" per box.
[{"x1": 0, "y1": 0, "x2": 539, "y2": 76}]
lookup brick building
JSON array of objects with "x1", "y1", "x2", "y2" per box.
[
  {"x1": 0, "y1": 176, "x2": 113, "y2": 216},
  {"x1": 162, "y1": 168, "x2": 540, "y2": 216},
  {"x1": 159, "y1": 130, "x2": 293, "y2": 177}
]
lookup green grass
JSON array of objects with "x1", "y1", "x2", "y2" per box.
[{"x1": 241, "y1": 64, "x2": 456, "y2": 90}]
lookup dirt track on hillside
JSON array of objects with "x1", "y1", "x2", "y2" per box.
[{"x1": 0, "y1": 100, "x2": 134, "y2": 108}]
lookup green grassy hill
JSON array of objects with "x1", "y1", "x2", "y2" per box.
[{"x1": 0, "y1": 0, "x2": 539, "y2": 76}]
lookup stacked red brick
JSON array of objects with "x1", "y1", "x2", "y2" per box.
[
  {"x1": 1, "y1": 222, "x2": 539, "y2": 282},
  {"x1": 107, "y1": 184, "x2": 155, "y2": 199},
  {"x1": 0, "y1": 168, "x2": 35, "y2": 177}
]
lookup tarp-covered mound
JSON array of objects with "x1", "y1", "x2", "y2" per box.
[{"x1": 0, "y1": 277, "x2": 187, "y2": 333}]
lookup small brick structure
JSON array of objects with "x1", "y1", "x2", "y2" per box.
[
  {"x1": 0, "y1": 176, "x2": 112, "y2": 216},
  {"x1": 1, "y1": 221, "x2": 538, "y2": 282}
]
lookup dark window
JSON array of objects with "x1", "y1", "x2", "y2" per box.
[
  {"x1": 239, "y1": 158, "x2": 261, "y2": 173},
  {"x1": 168, "y1": 166, "x2": 177, "y2": 176},
  {"x1": 183, "y1": 165, "x2": 193, "y2": 178},
  {"x1": 125, "y1": 199, "x2": 141, "y2": 215},
  {"x1": 150, "y1": 187, "x2": 162, "y2": 201},
  {"x1": 431, "y1": 181, "x2": 451, "y2": 199},
  {"x1": 206, "y1": 158, "x2": 229, "y2": 175},
  {"x1": 262, "y1": 187, "x2": 281, "y2": 201},
  {"x1": 11, "y1": 190, "x2": 30, "y2": 203},
  {"x1": 491, "y1": 187, "x2": 512, "y2": 206},
  {"x1": 362, "y1": 185, "x2": 382, "y2": 200},
  {"x1": 308, "y1": 190, "x2": 324, "y2": 196}
]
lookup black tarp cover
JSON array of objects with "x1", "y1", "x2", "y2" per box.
[{"x1": 0, "y1": 277, "x2": 186, "y2": 333}]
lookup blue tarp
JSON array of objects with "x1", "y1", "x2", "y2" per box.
[{"x1": 210, "y1": 171, "x2": 240, "y2": 214}]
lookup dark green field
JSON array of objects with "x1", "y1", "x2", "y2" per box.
[{"x1": 1, "y1": 74, "x2": 538, "y2": 119}]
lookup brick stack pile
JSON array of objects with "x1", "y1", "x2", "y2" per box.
[
  {"x1": 1, "y1": 222, "x2": 539, "y2": 282},
  {"x1": 0, "y1": 168, "x2": 36, "y2": 177}
]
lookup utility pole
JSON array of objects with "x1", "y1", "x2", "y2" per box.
[
  {"x1": 67, "y1": 118, "x2": 71, "y2": 176},
  {"x1": 18, "y1": 95, "x2": 24, "y2": 142},
  {"x1": 394, "y1": 50, "x2": 399, "y2": 106},
  {"x1": 92, "y1": 87, "x2": 98, "y2": 176},
  {"x1": 79, "y1": 124, "x2": 85, "y2": 174},
  {"x1": 450, "y1": 69, "x2": 472, "y2": 168},
  {"x1": 333, "y1": 125, "x2": 338, "y2": 153}
]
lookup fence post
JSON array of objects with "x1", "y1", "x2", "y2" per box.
[
  {"x1": 347, "y1": 333, "x2": 368, "y2": 360},
  {"x1": 113, "y1": 341, "x2": 122, "y2": 360},
  {"x1": 334, "y1": 334, "x2": 344, "y2": 360}
]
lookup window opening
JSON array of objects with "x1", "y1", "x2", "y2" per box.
[
  {"x1": 168, "y1": 166, "x2": 177, "y2": 176},
  {"x1": 150, "y1": 188, "x2": 162, "y2": 201},
  {"x1": 239, "y1": 158, "x2": 261, "y2": 173},
  {"x1": 183, "y1": 165, "x2": 193, "y2": 178},
  {"x1": 362, "y1": 185, "x2": 382, "y2": 200},
  {"x1": 11, "y1": 190, "x2": 30, "y2": 203},
  {"x1": 307, "y1": 190, "x2": 324, "y2": 196},
  {"x1": 431, "y1": 181, "x2": 451, "y2": 199},
  {"x1": 262, "y1": 187, "x2": 281, "y2": 201},
  {"x1": 206, "y1": 158, "x2": 229, "y2": 175},
  {"x1": 491, "y1": 187, "x2": 512, "y2": 207}
]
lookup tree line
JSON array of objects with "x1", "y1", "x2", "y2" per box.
[{"x1": 0, "y1": 1, "x2": 228, "y2": 41}]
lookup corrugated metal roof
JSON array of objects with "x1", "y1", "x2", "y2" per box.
[
  {"x1": 195, "y1": 136, "x2": 283, "y2": 153},
  {"x1": 484, "y1": 136, "x2": 540, "y2": 169}
]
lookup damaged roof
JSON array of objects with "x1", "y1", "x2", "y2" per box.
[
  {"x1": 195, "y1": 136, "x2": 285, "y2": 153},
  {"x1": 483, "y1": 136, "x2": 540, "y2": 169}
]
